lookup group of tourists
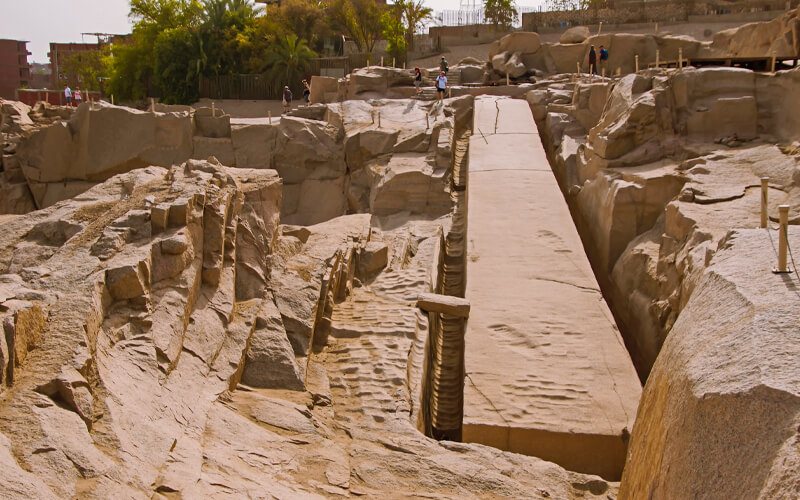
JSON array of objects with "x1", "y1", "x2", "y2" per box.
[
  {"x1": 587, "y1": 45, "x2": 610, "y2": 74},
  {"x1": 413, "y1": 56, "x2": 450, "y2": 103},
  {"x1": 63, "y1": 85, "x2": 84, "y2": 107},
  {"x1": 281, "y1": 79, "x2": 312, "y2": 113}
]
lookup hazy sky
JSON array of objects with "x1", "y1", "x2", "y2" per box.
[{"x1": 1, "y1": 0, "x2": 538, "y2": 63}]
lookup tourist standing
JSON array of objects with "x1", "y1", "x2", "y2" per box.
[
  {"x1": 414, "y1": 67, "x2": 422, "y2": 95},
  {"x1": 64, "y1": 85, "x2": 72, "y2": 106},
  {"x1": 588, "y1": 45, "x2": 597, "y2": 74},
  {"x1": 436, "y1": 71, "x2": 447, "y2": 103},
  {"x1": 599, "y1": 45, "x2": 609, "y2": 74},
  {"x1": 74, "y1": 87, "x2": 83, "y2": 106},
  {"x1": 302, "y1": 79, "x2": 311, "y2": 105},
  {"x1": 440, "y1": 56, "x2": 449, "y2": 75},
  {"x1": 282, "y1": 85, "x2": 292, "y2": 113}
]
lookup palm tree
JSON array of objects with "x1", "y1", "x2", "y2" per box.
[
  {"x1": 264, "y1": 34, "x2": 317, "y2": 91},
  {"x1": 402, "y1": 0, "x2": 433, "y2": 52},
  {"x1": 202, "y1": 0, "x2": 229, "y2": 27},
  {"x1": 229, "y1": 0, "x2": 263, "y2": 21}
]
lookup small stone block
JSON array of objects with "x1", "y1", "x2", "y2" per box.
[{"x1": 416, "y1": 293, "x2": 470, "y2": 318}]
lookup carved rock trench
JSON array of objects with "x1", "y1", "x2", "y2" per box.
[{"x1": 0, "y1": 96, "x2": 616, "y2": 499}]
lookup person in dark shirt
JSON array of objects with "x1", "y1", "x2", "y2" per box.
[
  {"x1": 302, "y1": 79, "x2": 311, "y2": 104},
  {"x1": 588, "y1": 45, "x2": 597, "y2": 74},
  {"x1": 414, "y1": 67, "x2": 422, "y2": 95},
  {"x1": 440, "y1": 57, "x2": 449, "y2": 75},
  {"x1": 282, "y1": 85, "x2": 292, "y2": 113}
]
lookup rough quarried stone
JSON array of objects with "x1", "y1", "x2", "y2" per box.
[
  {"x1": 620, "y1": 229, "x2": 800, "y2": 500},
  {"x1": 560, "y1": 26, "x2": 590, "y2": 44}
]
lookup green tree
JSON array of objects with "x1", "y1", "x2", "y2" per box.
[
  {"x1": 328, "y1": 0, "x2": 384, "y2": 53},
  {"x1": 107, "y1": 0, "x2": 203, "y2": 100},
  {"x1": 153, "y1": 27, "x2": 205, "y2": 104},
  {"x1": 272, "y1": 0, "x2": 331, "y2": 48},
  {"x1": 199, "y1": 0, "x2": 263, "y2": 75},
  {"x1": 484, "y1": 0, "x2": 518, "y2": 29},
  {"x1": 263, "y1": 34, "x2": 317, "y2": 90},
  {"x1": 381, "y1": 8, "x2": 406, "y2": 64},
  {"x1": 400, "y1": 0, "x2": 432, "y2": 52}
]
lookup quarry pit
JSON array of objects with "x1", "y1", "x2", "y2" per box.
[{"x1": 1, "y1": 10, "x2": 800, "y2": 500}]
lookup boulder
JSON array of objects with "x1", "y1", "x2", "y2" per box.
[
  {"x1": 309, "y1": 75, "x2": 340, "y2": 104},
  {"x1": 488, "y1": 32, "x2": 542, "y2": 60},
  {"x1": 368, "y1": 153, "x2": 451, "y2": 216},
  {"x1": 241, "y1": 297, "x2": 304, "y2": 390},
  {"x1": 357, "y1": 241, "x2": 389, "y2": 278},
  {"x1": 347, "y1": 66, "x2": 414, "y2": 99},
  {"x1": 458, "y1": 64, "x2": 485, "y2": 84},
  {"x1": 560, "y1": 26, "x2": 590, "y2": 44}
]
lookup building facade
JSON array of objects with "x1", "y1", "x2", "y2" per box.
[
  {"x1": 48, "y1": 42, "x2": 101, "y2": 89},
  {"x1": 0, "y1": 39, "x2": 31, "y2": 99}
]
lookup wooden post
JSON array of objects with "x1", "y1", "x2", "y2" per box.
[
  {"x1": 212, "y1": 101, "x2": 215, "y2": 117},
  {"x1": 776, "y1": 205, "x2": 791, "y2": 273},
  {"x1": 426, "y1": 113, "x2": 429, "y2": 130},
  {"x1": 378, "y1": 111, "x2": 381, "y2": 128},
  {"x1": 37, "y1": 91, "x2": 41, "y2": 103},
  {"x1": 506, "y1": 73, "x2": 510, "y2": 86},
  {"x1": 150, "y1": 97, "x2": 155, "y2": 112},
  {"x1": 372, "y1": 110, "x2": 375, "y2": 124},
  {"x1": 111, "y1": 94, "x2": 115, "y2": 105},
  {"x1": 576, "y1": 61, "x2": 581, "y2": 79},
  {"x1": 635, "y1": 55, "x2": 639, "y2": 73},
  {"x1": 655, "y1": 22, "x2": 658, "y2": 34},
  {"x1": 656, "y1": 50, "x2": 660, "y2": 68},
  {"x1": 403, "y1": 61, "x2": 406, "y2": 69},
  {"x1": 268, "y1": 110, "x2": 272, "y2": 125},
  {"x1": 392, "y1": 57, "x2": 396, "y2": 67},
  {"x1": 598, "y1": 21, "x2": 603, "y2": 35},
  {"x1": 380, "y1": 56, "x2": 384, "y2": 66},
  {"x1": 616, "y1": 67, "x2": 621, "y2": 76},
  {"x1": 771, "y1": 52, "x2": 777, "y2": 72},
  {"x1": 678, "y1": 48, "x2": 683, "y2": 69},
  {"x1": 761, "y1": 177, "x2": 770, "y2": 228},
  {"x1": 601, "y1": 67, "x2": 606, "y2": 78},
  {"x1": 590, "y1": 64, "x2": 594, "y2": 76}
]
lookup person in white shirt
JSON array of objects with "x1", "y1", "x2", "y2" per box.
[
  {"x1": 64, "y1": 85, "x2": 72, "y2": 106},
  {"x1": 435, "y1": 71, "x2": 447, "y2": 103},
  {"x1": 74, "y1": 87, "x2": 83, "y2": 106}
]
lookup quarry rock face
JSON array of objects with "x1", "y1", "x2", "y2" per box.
[
  {"x1": 712, "y1": 5, "x2": 800, "y2": 57},
  {"x1": 619, "y1": 229, "x2": 800, "y2": 499},
  {"x1": 491, "y1": 9, "x2": 800, "y2": 79},
  {"x1": 532, "y1": 46, "x2": 800, "y2": 499},
  {"x1": 4, "y1": 11, "x2": 800, "y2": 495}
]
